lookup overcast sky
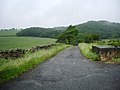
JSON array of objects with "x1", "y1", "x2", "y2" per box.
[{"x1": 0, "y1": 0, "x2": 120, "y2": 29}]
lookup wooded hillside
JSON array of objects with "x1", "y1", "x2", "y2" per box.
[{"x1": 16, "y1": 21, "x2": 120, "y2": 40}]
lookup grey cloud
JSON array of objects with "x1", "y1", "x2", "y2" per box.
[{"x1": 0, "y1": 0, "x2": 120, "y2": 28}]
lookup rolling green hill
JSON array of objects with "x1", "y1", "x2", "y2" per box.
[
  {"x1": 16, "y1": 20, "x2": 120, "y2": 40},
  {"x1": 76, "y1": 20, "x2": 120, "y2": 39},
  {"x1": 16, "y1": 27, "x2": 64, "y2": 38}
]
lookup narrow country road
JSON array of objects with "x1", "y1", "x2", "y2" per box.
[{"x1": 0, "y1": 46, "x2": 120, "y2": 90}]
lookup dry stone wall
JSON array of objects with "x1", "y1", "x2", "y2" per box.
[
  {"x1": 0, "y1": 44, "x2": 56, "y2": 59},
  {"x1": 92, "y1": 45, "x2": 120, "y2": 61}
]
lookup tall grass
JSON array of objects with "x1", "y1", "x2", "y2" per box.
[
  {"x1": 0, "y1": 44, "x2": 70, "y2": 84},
  {"x1": 79, "y1": 43, "x2": 99, "y2": 61},
  {"x1": 0, "y1": 37, "x2": 56, "y2": 50}
]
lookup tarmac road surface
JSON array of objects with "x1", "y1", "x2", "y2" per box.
[{"x1": 1, "y1": 46, "x2": 120, "y2": 90}]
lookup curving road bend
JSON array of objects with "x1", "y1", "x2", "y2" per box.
[{"x1": 0, "y1": 46, "x2": 120, "y2": 90}]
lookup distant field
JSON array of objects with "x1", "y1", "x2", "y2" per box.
[
  {"x1": 0, "y1": 37, "x2": 56, "y2": 50},
  {"x1": 0, "y1": 30, "x2": 20, "y2": 37}
]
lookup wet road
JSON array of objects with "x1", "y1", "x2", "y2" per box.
[{"x1": 1, "y1": 46, "x2": 120, "y2": 90}]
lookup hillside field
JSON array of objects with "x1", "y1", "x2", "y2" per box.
[
  {"x1": 0, "y1": 37, "x2": 56, "y2": 50},
  {"x1": 0, "y1": 30, "x2": 20, "y2": 37}
]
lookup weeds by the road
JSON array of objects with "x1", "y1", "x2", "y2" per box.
[
  {"x1": 0, "y1": 44, "x2": 70, "y2": 84},
  {"x1": 79, "y1": 43, "x2": 99, "y2": 61}
]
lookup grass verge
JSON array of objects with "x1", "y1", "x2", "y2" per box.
[
  {"x1": 78, "y1": 43, "x2": 99, "y2": 61},
  {"x1": 0, "y1": 44, "x2": 70, "y2": 84}
]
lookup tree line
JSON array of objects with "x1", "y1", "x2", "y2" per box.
[
  {"x1": 16, "y1": 20, "x2": 120, "y2": 45},
  {"x1": 16, "y1": 27, "x2": 63, "y2": 38}
]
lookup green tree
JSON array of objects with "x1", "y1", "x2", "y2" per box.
[
  {"x1": 85, "y1": 33, "x2": 99, "y2": 43},
  {"x1": 56, "y1": 25, "x2": 78, "y2": 45}
]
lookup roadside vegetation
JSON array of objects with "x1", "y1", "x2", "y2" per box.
[
  {"x1": 0, "y1": 44, "x2": 70, "y2": 84},
  {"x1": 79, "y1": 43, "x2": 99, "y2": 61},
  {"x1": 0, "y1": 37, "x2": 56, "y2": 50},
  {"x1": 79, "y1": 39, "x2": 120, "y2": 63}
]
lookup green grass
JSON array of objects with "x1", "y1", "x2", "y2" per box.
[
  {"x1": 97, "y1": 38, "x2": 120, "y2": 46},
  {"x1": 79, "y1": 43, "x2": 99, "y2": 61},
  {"x1": 0, "y1": 44, "x2": 70, "y2": 84},
  {"x1": 0, "y1": 37, "x2": 56, "y2": 50},
  {"x1": 0, "y1": 30, "x2": 20, "y2": 37}
]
